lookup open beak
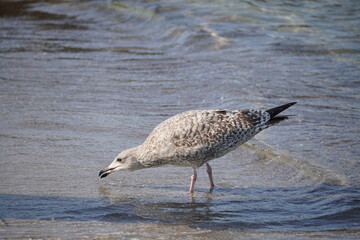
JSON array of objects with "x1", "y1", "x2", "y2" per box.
[{"x1": 99, "y1": 167, "x2": 115, "y2": 178}]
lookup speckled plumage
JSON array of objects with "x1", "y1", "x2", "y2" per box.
[
  {"x1": 99, "y1": 102, "x2": 296, "y2": 192},
  {"x1": 138, "y1": 109, "x2": 271, "y2": 168}
]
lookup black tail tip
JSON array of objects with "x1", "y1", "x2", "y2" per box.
[
  {"x1": 266, "y1": 102, "x2": 297, "y2": 118},
  {"x1": 280, "y1": 102, "x2": 297, "y2": 108},
  {"x1": 287, "y1": 102, "x2": 297, "y2": 107}
]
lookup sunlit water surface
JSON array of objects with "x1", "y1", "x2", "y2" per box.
[{"x1": 0, "y1": 0, "x2": 359, "y2": 239}]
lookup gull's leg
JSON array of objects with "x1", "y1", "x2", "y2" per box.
[
  {"x1": 189, "y1": 168, "x2": 197, "y2": 193},
  {"x1": 206, "y1": 163, "x2": 215, "y2": 191}
]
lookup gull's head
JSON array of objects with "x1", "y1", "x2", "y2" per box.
[{"x1": 99, "y1": 147, "x2": 143, "y2": 178}]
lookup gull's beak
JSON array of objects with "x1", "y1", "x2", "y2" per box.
[{"x1": 99, "y1": 167, "x2": 115, "y2": 178}]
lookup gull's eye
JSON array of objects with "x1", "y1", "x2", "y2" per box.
[{"x1": 117, "y1": 158, "x2": 122, "y2": 162}]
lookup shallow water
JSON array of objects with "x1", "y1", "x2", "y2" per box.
[{"x1": 0, "y1": 0, "x2": 359, "y2": 239}]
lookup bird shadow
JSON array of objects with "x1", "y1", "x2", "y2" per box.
[
  {"x1": 95, "y1": 183, "x2": 360, "y2": 230},
  {"x1": 0, "y1": 184, "x2": 357, "y2": 231}
]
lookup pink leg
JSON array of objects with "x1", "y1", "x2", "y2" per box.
[
  {"x1": 206, "y1": 163, "x2": 215, "y2": 190},
  {"x1": 188, "y1": 168, "x2": 197, "y2": 193}
]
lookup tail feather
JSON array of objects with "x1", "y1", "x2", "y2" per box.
[
  {"x1": 265, "y1": 102, "x2": 296, "y2": 126},
  {"x1": 266, "y1": 102, "x2": 297, "y2": 118},
  {"x1": 267, "y1": 115, "x2": 289, "y2": 126}
]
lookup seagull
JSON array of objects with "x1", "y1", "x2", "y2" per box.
[{"x1": 99, "y1": 102, "x2": 296, "y2": 193}]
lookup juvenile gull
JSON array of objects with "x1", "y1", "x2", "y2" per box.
[{"x1": 99, "y1": 102, "x2": 296, "y2": 193}]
